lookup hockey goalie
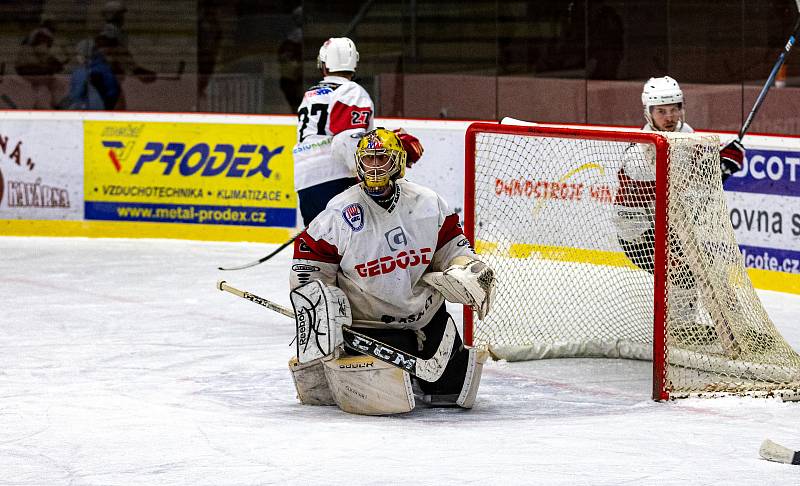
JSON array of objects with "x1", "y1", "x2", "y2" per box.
[{"x1": 287, "y1": 128, "x2": 495, "y2": 415}]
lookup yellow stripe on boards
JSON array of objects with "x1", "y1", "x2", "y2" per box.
[
  {"x1": 476, "y1": 240, "x2": 638, "y2": 269},
  {"x1": 0, "y1": 219, "x2": 294, "y2": 243},
  {"x1": 747, "y1": 268, "x2": 800, "y2": 295},
  {"x1": 475, "y1": 239, "x2": 800, "y2": 295}
]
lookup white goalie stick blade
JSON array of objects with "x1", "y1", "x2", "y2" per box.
[
  {"x1": 759, "y1": 439, "x2": 800, "y2": 465},
  {"x1": 341, "y1": 319, "x2": 457, "y2": 382}
]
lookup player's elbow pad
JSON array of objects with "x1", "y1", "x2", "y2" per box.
[{"x1": 422, "y1": 256, "x2": 496, "y2": 319}]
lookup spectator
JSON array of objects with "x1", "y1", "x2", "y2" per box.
[
  {"x1": 13, "y1": 15, "x2": 68, "y2": 108},
  {"x1": 60, "y1": 39, "x2": 120, "y2": 110}
]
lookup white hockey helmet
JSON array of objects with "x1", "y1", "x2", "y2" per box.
[
  {"x1": 641, "y1": 76, "x2": 683, "y2": 110},
  {"x1": 317, "y1": 37, "x2": 359, "y2": 73},
  {"x1": 641, "y1": 76, "x2": 684, "y2": 129}
]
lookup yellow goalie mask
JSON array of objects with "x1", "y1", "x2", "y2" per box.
[{"x1": 355, "y1": 128, "x2": 407, "y2": 195}]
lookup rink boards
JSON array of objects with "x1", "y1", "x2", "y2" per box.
[{"x1": 0, "y1": 111, "x2": 799, "y2": 292}]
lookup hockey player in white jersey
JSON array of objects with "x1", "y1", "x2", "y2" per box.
[
  {"x1": 292, "y1": 37, "x2": 423, "y2": 226},
  {"x1": 615, "y1": 76, "x2": 746, "y2": 271},
  {"x1": 287, "y1": 128, "x2": 494, "y2": 415},
  {"x1": 614, "y1": 76, "x2": 745, "y2": 325}
]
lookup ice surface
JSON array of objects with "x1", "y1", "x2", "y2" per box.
[{"x1": 1, "y1": 237, "x2": 799, "y2": 485}]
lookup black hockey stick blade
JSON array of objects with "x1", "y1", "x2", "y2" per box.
[
  {"x1": 760, "y1": 439, "x2": 800, "y2": 465},
  {"x1": 218, "y1": 233, "x2": 300, "y2": 271},
  {"x1": 341, "y1": 319, "x2": 456, "y2": 382}
]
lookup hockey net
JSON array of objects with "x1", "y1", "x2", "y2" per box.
[{"x1": 464, "y1": 122, "x2": 800, "y2": 400}]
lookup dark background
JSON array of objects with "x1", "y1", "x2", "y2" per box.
[{"x1": 1, "y1": 0, "x2": 798, "y2": 134}]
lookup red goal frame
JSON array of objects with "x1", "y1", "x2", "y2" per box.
[{"x1": 463, "y1": 122, "x2": 672, "y2": 400}]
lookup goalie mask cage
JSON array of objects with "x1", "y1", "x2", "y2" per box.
[{"x1": 464, "y1": 122, "x2": 800, "y2": 400}]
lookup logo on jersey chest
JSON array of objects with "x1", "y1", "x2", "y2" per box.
[
  {"x1": 342, "y1": 203, "x2": 364, "y2": 231},
  {"x1": 385, "y1": 226, "x2": 408, "y2": 251},
  {"x1": 354, "y1": 248, "x2": 432, "y2": 277}
]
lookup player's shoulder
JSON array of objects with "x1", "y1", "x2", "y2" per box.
[
  {"x1": 397, "y1": 180, "x2": 447, "y2": 213},
  {"x1": 302, "y1": 80, "x2": 340, "y2": 98},
  {"x1": 397, "y1": 179, "x2": 437, "y2": 199},
  {"x1": 309, "y1": 185, "x2": 365, "y2": 235},
  {"x1": 325, "y1": 184, "x2": 363, "y2": 211},
  {"x1": 327, "y1": 77, "x2": 371, "y2": 99}
]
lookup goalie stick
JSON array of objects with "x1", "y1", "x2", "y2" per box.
[
  {"x1": 759, "y1": 439, "x2": 800, "y2": 465},
  {"x1": 217, "y1": 232, "x2": 301, "y2": 271},
  {"x1": 340, "y1": 325, "x2": 456, "y2": 383},
  {"x1": 738, "y1": 1, "x2": 800, "y2": 141},
  {"x1": 216, "y1": 280, "x2": 454, "y2": 381}
]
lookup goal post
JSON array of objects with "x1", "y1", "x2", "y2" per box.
[{"x1": 463, "y1": 121, "x2": 800, "y2": 400}]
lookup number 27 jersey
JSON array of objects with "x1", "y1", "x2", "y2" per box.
[{"x1": 292, "y1": 75, "x2": 374, "y2": 191}]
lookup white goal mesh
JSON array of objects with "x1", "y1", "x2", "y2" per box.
[{"x1": 465, "y1": 123, "x2": 800, "y2": 400}]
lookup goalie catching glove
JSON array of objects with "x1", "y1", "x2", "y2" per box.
[{"x1": 423, "y1": 256, "x2": 496, "y2": 319}]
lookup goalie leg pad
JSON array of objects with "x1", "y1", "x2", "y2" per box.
[
  {"x1": 456, "y1": 347, "x2": 490, "y2": 408},
  {"x1": 290, "y1": 280, "x2": 351, "y2": 363},
  {"x1": 289, "y1": 357, "x2": 336, "y2": 406},
  {"x1": 418, "y1": 347, "x2": 489, "y2": 408},
  {"x1": 322, "y1": 354, "x2": 415, "y2": 415},
  {"x1": 415, "y1": 309, "x2": 487, "y2": 408}
]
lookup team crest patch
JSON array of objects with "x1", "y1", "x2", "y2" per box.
[{"x1": 342, "y1": 203, "x2": 365, "y2": 231}]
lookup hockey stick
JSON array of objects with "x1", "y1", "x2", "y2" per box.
[
  {"x1": 218, "y1": 279, "x2": 295, "y2": 318},
  {"x1": 216, "y1": 280, "x2": 454, "y2": 381},
  {"x1": 218, "y1": 232, "x2": 301, "y2": 271},
  {"x1": 341, "y1": 325, "x2": 456, "y2": 382},
  {"x1": 759, "y1": 439, "x2": 800, "y2": 465},
  {"x1": 738, "y1": 2, "x2": 800, "y2": 140}
]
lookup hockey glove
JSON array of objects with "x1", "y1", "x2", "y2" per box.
[
  {"x1": 422, "y1": 257, "x2": 496, "y2": 320},
  {"x1": 394, "y1": 128, "x2": 424, "y2": 166},
  {"x1": 719, "y1": 139, "x2": 745, "y2": 182}
]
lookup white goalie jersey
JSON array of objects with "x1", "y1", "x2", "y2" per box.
[{"x1": 290, "y1": 179, "x2": 476, "y2": 330}]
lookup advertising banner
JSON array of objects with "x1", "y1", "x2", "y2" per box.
[
  {"x1": 83, "y1": 120, "x2": 297, "y2": 228},
  {"x1": 724, "y1": 147, "x2": 800, "y2": 278},
  {"x1": 0, "y1": 120, "x2": 83, "y2": 220}
]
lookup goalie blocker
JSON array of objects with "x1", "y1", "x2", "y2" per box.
[{"x1": 288, "y1": 280, "x2": 489, "y2": 415}]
